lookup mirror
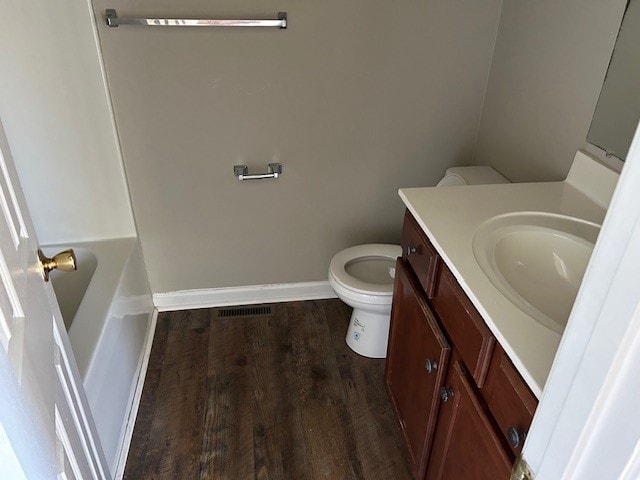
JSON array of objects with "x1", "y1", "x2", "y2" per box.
[{"x1": 587, "y1": 0, "x2": 640, "y2": 161}]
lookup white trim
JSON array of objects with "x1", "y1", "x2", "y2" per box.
[
  {"x1": 620, "y1": 441, "x2": 640, "y2": 480},
  {"x1": 53, "y1": 318, "x2": 107, "y2": 480},
  {"x1": 0, "y1": 148, "x2": 28, "y2": 248},
  {"x1": 524, "y1": 116, "x2": 640, "y2": 477},
  {"x1": 0, "y1": 309, "x2": 10, "y2": 353},
  {"x1": 563, "y1": 301, "x2": 640, "y2": 479},
  {"x1": 113, "y1": 309, "x2": 158, "y2": 480},
  {"x1": 153, "y1": 281, "x2": 337, "y2": 311},
  {"x1": 0, "y1": 252, "x2": 23, "y2": 318},
  {"x1": 54, "y1": 406, "x2": 83, "y2": 480}
]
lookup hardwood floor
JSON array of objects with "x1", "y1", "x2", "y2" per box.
[{"x1": 124, "y1": 299, "x2": 412, "y2": 479}]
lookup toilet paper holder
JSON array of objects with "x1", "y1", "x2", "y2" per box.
[{"x1": 234, "y1": 163, "x2": 283, "y2": 181}]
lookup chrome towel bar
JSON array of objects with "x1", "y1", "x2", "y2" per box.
[
  {"x1": 105, "y1": 9, "x2": 287, "y2": 29},
  {"x1": 234, "y1": 163, "x2": 283, "y2": 181}
]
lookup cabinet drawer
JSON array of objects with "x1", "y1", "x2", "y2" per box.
[
  {"x1": 481, "y1": 346, "x2": 538, "y2": 456},
  {"x1": 401, "y1": 210, "x2": 439, "y2": 298},
  {"x1": 431, "y1": 264, "x2": 495, "y2": 387}
]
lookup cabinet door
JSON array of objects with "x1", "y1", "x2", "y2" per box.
[
  {"x1": 426, "y1": 362, "x2": 512, "y2": 480},
  {"x1": 482, "y1": 345, "x2": 537, "y2": 457},
  {"x1": 385, "y1": 259, "x2": 451, "y2": 479}
]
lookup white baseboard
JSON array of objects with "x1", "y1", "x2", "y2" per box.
[
  {"x1": 153, "y1": 281, "x2": 337, "y2": 312},
  {"x1": 113, "y1": 309, "x2": 158, "y2": 480}
]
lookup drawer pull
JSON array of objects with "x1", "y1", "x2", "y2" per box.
[
  {"x1": 406, "y1": 246, "x2": 417, "y2": 256},
  {"x1": 507, "y1": 427, "x2": 526, "y2": 448},
  {"x1": 424, "y1": 358, "x2": 438, "y2": 373},
  {"x1": 440, "y1": 387, "x2": 454, "y2": 402}
]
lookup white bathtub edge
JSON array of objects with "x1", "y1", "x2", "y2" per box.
[
  {"x1": 71, "y1": 239, "x2": 153, "y2": 475},
  {"x1": 64, "y1": 237, "x2": 138, "y2": 380},
  {"x1": 152, "y1": 281, "x2": 338, "y2": 311},
  {"x1": 113, "y1": 308, "x2": 157, "y2": 480}
]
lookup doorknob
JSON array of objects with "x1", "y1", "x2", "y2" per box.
[
  {"x1": 37, "y1": 249, "x2": 76, "y2": 282},
  {"x1": 424, "y1": 358, "x2": 438, "y2": 374},
  {"x1": 439, "y1": 387, "x2": 454, "y2": 402}
]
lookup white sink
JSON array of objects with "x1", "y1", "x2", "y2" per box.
[{"x1": 472, "y1": 212, "x2": 601, "y2": 334}]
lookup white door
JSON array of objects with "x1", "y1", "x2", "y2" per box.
[{"x1": 0, "y1": 119, "x2": 108, "y2": 479}]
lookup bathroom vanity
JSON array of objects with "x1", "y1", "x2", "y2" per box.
[
  {"x1": 387, "y1": 211, "x2": 535, "y2": 478},
  {"x1": 385, "y1": 151, "x2": 619, "y2": 479}
]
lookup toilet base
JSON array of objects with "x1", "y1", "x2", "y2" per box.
[{"x1": 345, "y1": 308, "x2": 391, "y2": 358}]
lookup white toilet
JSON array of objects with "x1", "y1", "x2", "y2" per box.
[
  {"x1": 329, "y1": 165, "x2": 509, "y2": 358},
  {"x1": 329, "y1": 244, "x2": 401, "y2": 358}
]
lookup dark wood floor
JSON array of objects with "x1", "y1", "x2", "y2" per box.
[{"x1": 124, "y1": 299, "x2": 412, "y2": 479}]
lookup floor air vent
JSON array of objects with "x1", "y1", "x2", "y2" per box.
[{"x1": 216, "y1": 305, "x2": 273, "y2": 318}]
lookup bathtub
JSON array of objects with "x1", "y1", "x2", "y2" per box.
[{"x1": 46, "y1": 237, "x2": 154, "y2": 478}]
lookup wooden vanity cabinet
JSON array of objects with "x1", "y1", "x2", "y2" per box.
[
  {"x1": 401, "y1": 210, "x2": 440, "y2": 298},
  {"x1": 386, "y1": 210, "x2": 537, "y2": 479},
  {"x1": 425, "y1": 362, "x2": 512, "y2": 480},
  {"x1": 385, "y1": 259, "x2": 451, "y2": 479},
  {"x1": 431, "y1": 264, "x2": 495, "y2": 387},
  {"x1": 481, "y1": 345, "x2": 537, "y2": 457}
]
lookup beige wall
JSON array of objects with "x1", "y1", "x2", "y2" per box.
[
  {"x1": 93, "y1": 0, "x2": 503, "y2": 293},
  {"x1": 473, "y1": 0, "x2": 627, "y2": 182},
  {"x1": 0, "y1": 0, "x2": 135, "y2": 244}
]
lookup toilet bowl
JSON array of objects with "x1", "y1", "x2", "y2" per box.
[
  {"x1": 329, "y1": 165, "x2": 509, "y2": 358},
  {"x1": 328, "y1": 244, "x2": 401, "y2": 358}
]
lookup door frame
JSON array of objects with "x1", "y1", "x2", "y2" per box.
[{"x1": 524, "y1": 121, "x2": 640, "y2": 477}]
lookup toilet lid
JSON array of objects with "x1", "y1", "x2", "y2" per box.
[
  {"x1": 329, "y1": 244, "x2": 402, "y2": 295},
  {"x1": 436, "y1": 173, "x2": 468, "y2": 187}
]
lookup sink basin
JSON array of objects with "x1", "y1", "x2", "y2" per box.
[{"x1": 472, "y1": 212, "x2": 600, "y2": 334}]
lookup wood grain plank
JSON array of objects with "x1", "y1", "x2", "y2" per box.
[
  {"x1": 168, "y1": 307, "x2": 211, "y2": 330},
  {"x1": 125, "y1": 300, "x2": 412, "y2": 480},
  {"x1": 198, "y1": 372, "x2": 254, "y2": 480},
  {"x1": 248, "y1": 312, "x2": 288, "y2": 480},
  {"x1": 207, "y1": 312, "x2": 252, "y2": 374},
  {"x1": 265, "y1": 305, "x2": 311, "y2": 480},
  {"x1": 286, "y1": 301, "x2": 344, "y2": 407},
  {"x1": 322, "y1": 299, "x2": 413, "y2": 480},
  {"x1": 301, "y1": 404, "x2": 358, "y2": 480},
  {"x1": 123, "y1": 312, "x2": 171, "y2": 480},
  {"x1": 136, "y1": 313, "x2": 209, "y2": 479}
]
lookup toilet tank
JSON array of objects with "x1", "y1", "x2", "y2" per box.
[{"x1": 437, "y1": 166, "x2": 510, "y2": 187}]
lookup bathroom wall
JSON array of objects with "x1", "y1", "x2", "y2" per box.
[
  {"x1": 0, "y1": 0, "x2": 135, "y2": 243},
  {"x1": 473, "y1": 0, "x2": 628, "y2": 182},
  {"x1": 92, "y1": 0, "x2": 503, "y2": 293},
  {"x1": 588, "y1": 0, "x2": 640, "y2": 161}
]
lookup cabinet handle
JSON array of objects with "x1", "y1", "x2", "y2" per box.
[
  {"x1": 406, "y1": 246, "x2": 417, "y2": 256},
  {"x1": 424, "y1": 358, "x2": 438, "y2": 373},
  {"x1": 439, "y1": 387, "x2": 454, "y2": 402},
  {"x1": 507, "y1": 427, "x2": 526, "y2": 448}
]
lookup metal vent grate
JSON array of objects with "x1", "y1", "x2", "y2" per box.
[{"x1": 216, "y1": 305, "x2": 273, "y2": 318}]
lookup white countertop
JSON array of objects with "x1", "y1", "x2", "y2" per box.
[{"x1": 399, "y1": 178, "x2": 609, "y2": 398}]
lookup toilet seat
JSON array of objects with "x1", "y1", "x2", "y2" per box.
[{"x1": 329, "y1": 244, "x2": 401, "y2": 296}]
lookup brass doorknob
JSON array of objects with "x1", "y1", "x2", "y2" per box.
[{"x1": 38, "y1": 249, "x2": 76, "y2": 282}]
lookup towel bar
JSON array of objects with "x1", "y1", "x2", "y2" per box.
[{"x1": 105, "y1": 9, "x2": 287, "y2": 29}]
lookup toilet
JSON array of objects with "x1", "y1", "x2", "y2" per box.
[
  {"x1": 436, "y1": 165, "x2": 510, "y2": 187},
  {"x1": 329, "y1": 165, "x2": 509, "y2": 358},
  {"x1": 329, "y1": 244, "x2": 401, "y2": 358}
]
